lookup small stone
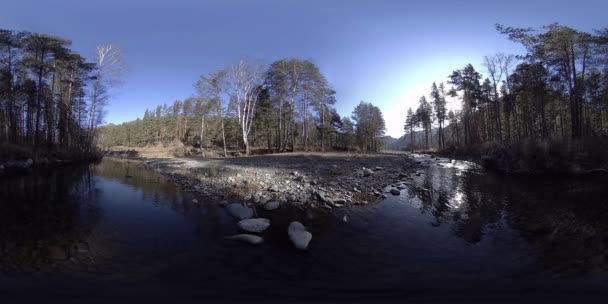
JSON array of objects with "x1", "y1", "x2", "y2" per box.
[
  {"x1": 225, "y1": 234, "x2": 264, "y2": 245},
  {"x1": 192, "y1": 198, "x2": 199, "y2": 203},
  {"x1": 226, "y1": 203, "x2": 254, "y2": 220},
  {"x1": 288, "y1": 222, "x2": 312, "y2": 250},
  {"x1": 333, "y1": 198, "x2": 347, "y2": 204},
  {"x1": 237, "y1": 218, "x2": 271, "y2": 233},
  {"x1": 315, "y1": 190, "x2": 327, "y2": 202},
  {"x1": 269, "y1": 185, "x2": 279, "y2": 192},
  {"x1": 263, "y1": 201, "x2": 280, "y2": 211},
  {"x1": 363, "y1": 168, "x2": 373, "y2": 177},
  {"x1": 390, "y1": 189, "x2": 401, "y2": 195},
  {"x1": 291, "y1": 171, "x2": 299, "y2": 176},
  {"x1": 342, "y1": 215, "x2": 348, "y2": 223}
]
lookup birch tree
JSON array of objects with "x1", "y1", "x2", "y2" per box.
[
  {"x1": 88, "y1": 44, "x2": 124, "y2": 148},
  {"x1": 226, "y1": 58, "x2": 264, "y2": 155}
]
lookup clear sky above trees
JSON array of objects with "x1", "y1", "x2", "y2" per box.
[{"x1": 2, "y1": 0, "x2": 606, "y2": 137}]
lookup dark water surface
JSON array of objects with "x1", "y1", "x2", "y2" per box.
[{"x1": 1, "y1": 156, "x2": 608, "y2": 302}]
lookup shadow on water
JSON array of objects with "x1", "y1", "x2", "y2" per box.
[
  {"x1": 0, "y1": 164, "x2": 103, "y2": 272},
  {"x1": 1, "y1": 157, "x2": 608, "y2": 301}
]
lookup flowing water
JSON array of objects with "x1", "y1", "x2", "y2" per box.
[{"x1": 1, "y1": 156, "x2": 608, "y2": 301}]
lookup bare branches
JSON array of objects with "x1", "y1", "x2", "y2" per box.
[{"x1": 226, "y1": 58, "x2": 265, "y2": 155}]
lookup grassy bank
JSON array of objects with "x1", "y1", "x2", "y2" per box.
[{"x1": 433, "y1": 139, "x2": 608, "y2": 175}]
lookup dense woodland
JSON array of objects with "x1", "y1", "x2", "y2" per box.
[
  {"x1": 0, "y1": 28, "x2": 123, "y2": 160},
  {"x1": 405, "y1": 24, "x2": 608, "y2": 157},
  {"x1": 98, "y1": 59, "x2": 387, "y2": 155}
]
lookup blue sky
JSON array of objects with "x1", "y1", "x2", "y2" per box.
[{"x1": 1, "y1": 0, "x2": 606, "y2": 137}]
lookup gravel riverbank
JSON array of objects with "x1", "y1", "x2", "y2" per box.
[{"x1": 137, "y1": 152, "x2": 428, "y2": 212}]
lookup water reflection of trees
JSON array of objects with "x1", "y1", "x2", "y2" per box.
[
  {"x1": 0, "y1": 166, "x2": 102, "y2": 271},
  {"x1": 412, "y1": 164, "x2": 608, "y2": 272},
  {"x1": 415, "y1": 166, "x2": 504, "y2": 242},
  {"x1": 92, "y1": 159, "x2": 184, "y2": 208}
]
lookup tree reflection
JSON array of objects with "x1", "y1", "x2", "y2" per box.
[
  {"x1": 0, "y1": 166, "x2": 102, "y2": 271},
  {"x1": 411, "y1": 161, "x2": 608, "y2": 273}
]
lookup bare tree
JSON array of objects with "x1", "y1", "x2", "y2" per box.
[
  {"x1": 88, "y1": 44, "x2": 124, "y2": 148},
  {"x1": 483, "y1": 53, "x2": 505, "y2": 140},
  {"x1": 226, "y1": 58, "x2": 264, "y2": 155}
]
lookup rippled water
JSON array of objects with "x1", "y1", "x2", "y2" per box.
[{"x1": 1, "y1": 156, "x2": 607, "y2": 301}]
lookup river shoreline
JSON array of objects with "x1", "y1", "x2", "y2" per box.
[
  {"x1": 0, "y1": 155, "x2": 101, "y2": 177},
  {"x1": 106, "y1": 152, "x2": 429, "y2": 212}
]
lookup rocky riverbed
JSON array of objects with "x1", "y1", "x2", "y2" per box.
[{"x1": 139, "y1": 152, "x2": 428, "y2": 212}]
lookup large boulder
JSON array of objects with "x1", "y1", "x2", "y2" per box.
[
  {"x1": 288, "y1": 221, "x2": 312, "y2": 250},
  {"x1": 225, "y1": 234, "x2": 264, "y2": 245},
  {"x1": 237, "y1": 218, "x2": 271, "y2": 233},
  {"x1": 226, "y1": 203, "x2": 254, "y2": 220}
]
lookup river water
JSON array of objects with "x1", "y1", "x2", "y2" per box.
[{"x1": 1, "y1": 156, "x2": 607, "y2": 301}]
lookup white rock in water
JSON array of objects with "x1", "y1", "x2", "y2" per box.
[
  {"x1": 225, "y1": 234, "x2": 264, "y2": 245},
  {"x1": 237, "y1": 218, "x2": 271, "y2": 233},
  {"x1": 342, "y1": 215, "x2": 348, "y2": 223},
  {"x1": 288, "y1": 221, "x2": 312, "y2": 250},
  {"x1": 263, "y1": 201, "x2": 280, "y2": 211},
  {"x1": 226, "y1": 203, "x2": 254, "y2": 220}
]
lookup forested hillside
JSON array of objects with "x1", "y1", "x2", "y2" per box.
[
  {"x1": 0, "y1": 29, "x2": 122, "y2": 162},
  {"x1": 99, "y1": 59, "x2": 387, "y2": 155},
  {"x1": 403, "y1": 24, "x2": 608, "y2": 172}
]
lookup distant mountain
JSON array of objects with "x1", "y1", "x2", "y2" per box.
[
  {"x1": 383, "y1": 128, "x2": 440, "y2": 151},
  {"x1": 380, "y1": 136, "x2": 399, "y2": 148},
  {"x1": 385, "y1": 134, "x2": 409, "y2": 150}
]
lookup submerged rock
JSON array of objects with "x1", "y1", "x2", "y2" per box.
[
  {"x1": 226, "y1": 203, "x2": 254, "y2": 220},
  {"x1": 237, "y1": 218, "x2": 271, "y2": 233},
  {"x1": 390, "y1": 189, "x2": 401, "y2": 195},
  {"x1": 225, "y1": 234, "x2": 264, "y2": 245},
  {"x1": 263, "y1": 201, "x2": 280, "y2": 211},
  {"x1": 288, "y1": 221, "x2": 312, "y2": 250}
]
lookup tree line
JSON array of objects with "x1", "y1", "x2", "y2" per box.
[
  {"x1": 98, "y1": 58, "x2": 386, "y2": 155},
  {"x1": 405, "y1": 23, "x2": 608, "y2": 151},
  {"x1": 0, "y1": 28, "x2": 123, "y2": 158}
]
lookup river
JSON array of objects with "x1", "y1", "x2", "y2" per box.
[{"x1": 1, "y1": 156, "x2": 607, "y2": 301}]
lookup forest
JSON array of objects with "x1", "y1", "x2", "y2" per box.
[
  {"x1": 0, "y1": 29, "x2": 123, "y2": 162},
  {"x1": 98, "y1": 59, "x2": 387, "y2": 155},
  {"x1": 402, "y1": 24, "x2": 608, "y2": 171}
]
